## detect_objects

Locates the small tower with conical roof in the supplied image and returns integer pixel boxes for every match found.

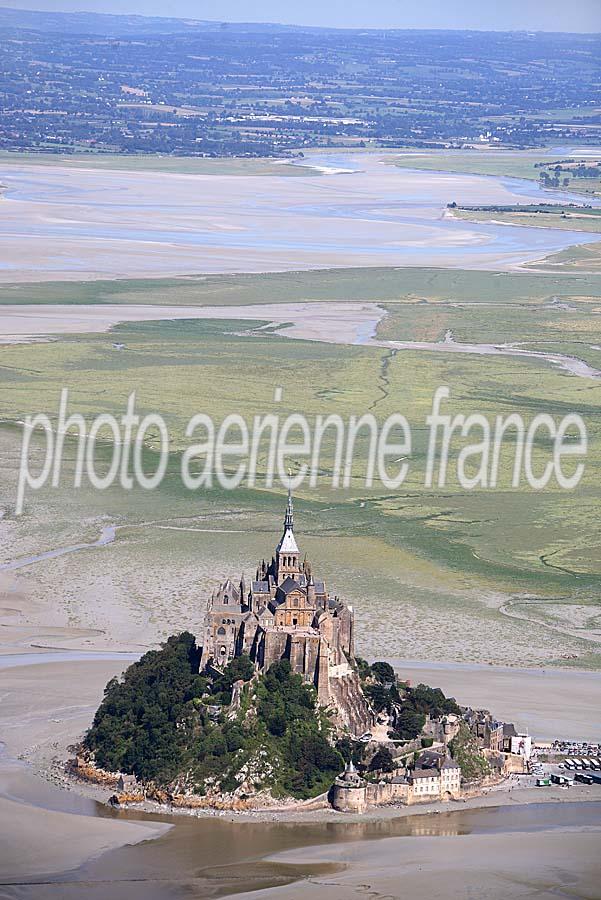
[332,758,367,813]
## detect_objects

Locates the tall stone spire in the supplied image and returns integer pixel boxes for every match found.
[284,483,294,532]
[276,482,299,582]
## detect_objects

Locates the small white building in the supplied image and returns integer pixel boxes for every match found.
[440,758,462,797]
[410,769,440,798]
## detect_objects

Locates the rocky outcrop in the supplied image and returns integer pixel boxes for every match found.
[69,754,120,787]
[327,671,375,736]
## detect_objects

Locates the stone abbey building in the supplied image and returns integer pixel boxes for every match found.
[201,492,373,735]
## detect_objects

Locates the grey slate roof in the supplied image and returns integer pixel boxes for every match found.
[278,576,303,595]
[252,580,270,593]
[418,750,444,768]
[257,605,274,619]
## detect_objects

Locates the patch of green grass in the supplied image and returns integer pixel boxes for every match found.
[548,651,601,670]
[2,266,601,308]
[377,293,601,345]
[450,208,601,234]
[390,151,601,196]
[527,241,601,272]
[390,151,552,182]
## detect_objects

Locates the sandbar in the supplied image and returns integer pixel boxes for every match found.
[0,152,597,281]
[237,829,601,900]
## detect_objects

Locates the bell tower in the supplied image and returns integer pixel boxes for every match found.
[276,488,300,583]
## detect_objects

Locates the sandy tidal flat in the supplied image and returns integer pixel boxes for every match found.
[0,656,170,882]
[393,660,601,741]
[0,599,600,891]
[0,775,169,881]
[0,300,382,344]
[238,830,601,900]
[0,152,598,281]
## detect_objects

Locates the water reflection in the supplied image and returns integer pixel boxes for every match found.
[4,800,597,900]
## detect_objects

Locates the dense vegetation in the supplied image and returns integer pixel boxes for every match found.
[255,660,343,797]
[85,633,343,800]
[449,723,491,781]
[85,632,205,783]
[2,9,599,155]
[451,202,601,216]
[536,160,601,190]
[357,657,461,741]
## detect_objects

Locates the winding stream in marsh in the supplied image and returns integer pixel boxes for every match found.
[1,298,600,380]
[0,524,116,572]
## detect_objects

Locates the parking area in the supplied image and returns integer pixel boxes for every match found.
[551,741,600,757]
[529,753,601,789]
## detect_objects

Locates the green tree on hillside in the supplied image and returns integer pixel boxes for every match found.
[371,661,396,683]
[85,643,343,801]
[84,632,205,782]
[369,747,395,773]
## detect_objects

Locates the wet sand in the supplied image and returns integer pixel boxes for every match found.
[0,656,170,881]
[0,622,600,893]
[0,772,169,881]
[0,152,597,281]
[238,829,601,900]
[0,300,381,345]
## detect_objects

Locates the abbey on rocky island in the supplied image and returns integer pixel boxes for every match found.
[201,491,374,735]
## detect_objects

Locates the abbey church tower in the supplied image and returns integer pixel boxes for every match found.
[201,491,374,736]
[275,489,300,584]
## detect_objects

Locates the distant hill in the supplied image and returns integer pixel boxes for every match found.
[0,5,326,36]
[1,10,598,157]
